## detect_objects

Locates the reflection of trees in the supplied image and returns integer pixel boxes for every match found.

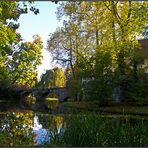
[0,112,34,146]
[38,115,64,132]
[45,99,58,111]
[36,115,64,146]
[0,113,64,147]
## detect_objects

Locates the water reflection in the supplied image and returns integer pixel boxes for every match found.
[1,111,146,147]
[0,112,34,146]
[0,111,64,146]
[33,114,64,146]
[33,115,50,145]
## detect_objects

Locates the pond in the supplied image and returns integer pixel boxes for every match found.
[0,111,64,146]
[33,114,64,146]
[0,100,148,147]
[0,110,148,147]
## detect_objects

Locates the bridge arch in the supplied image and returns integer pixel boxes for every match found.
[18,87,71,111]
[48,87,70,102]
[19,90,36,108]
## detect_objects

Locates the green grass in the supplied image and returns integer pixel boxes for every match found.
[98,106,148,115]
[0,100,12,103]
[62,101,99,109]
[61,101,148,115]
[49,113,148,147]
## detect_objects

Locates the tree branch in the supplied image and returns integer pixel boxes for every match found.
[103,2,112,11]
[111,1,121,26]
[125,0,132,26]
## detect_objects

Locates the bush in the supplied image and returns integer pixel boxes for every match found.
[125,80,148,105]
[0,79,11,99]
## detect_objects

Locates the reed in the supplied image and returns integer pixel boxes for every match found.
[49,113,148,147]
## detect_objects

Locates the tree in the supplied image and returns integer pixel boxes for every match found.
[0,1,40,86]
[53,1,148,102]
[9,35,43,87]
[38,67,66,89]
[102,1,148,99]
[0,1,43,101]
[54,67,66,87]
[47,24,80,100]
[0,1,30,97]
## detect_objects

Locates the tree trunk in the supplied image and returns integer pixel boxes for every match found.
[133,59,138,81]
[69,38,78,101]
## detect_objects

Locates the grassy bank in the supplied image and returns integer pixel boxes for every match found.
[61,101,148,116]
[49,113,148,147]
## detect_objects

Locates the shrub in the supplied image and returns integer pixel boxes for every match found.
[125,80,148,105]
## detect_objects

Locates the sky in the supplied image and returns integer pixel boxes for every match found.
[17,2,63,79]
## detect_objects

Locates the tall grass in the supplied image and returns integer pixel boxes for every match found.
[49,113,148,147]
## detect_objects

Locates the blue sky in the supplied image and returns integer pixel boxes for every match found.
[17,2,63,79]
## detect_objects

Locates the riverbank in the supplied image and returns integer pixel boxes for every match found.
[1,99,148,117]
[61,101,148,116]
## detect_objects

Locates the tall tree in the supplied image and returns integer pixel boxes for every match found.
[9,35,43,87]
[0,2,29,91]
[38,67,66,88]
[0,1,40,85]
[47,1,148,101]
[47,24,80,100]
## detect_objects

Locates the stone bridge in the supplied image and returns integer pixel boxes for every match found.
[19,87,70,111]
